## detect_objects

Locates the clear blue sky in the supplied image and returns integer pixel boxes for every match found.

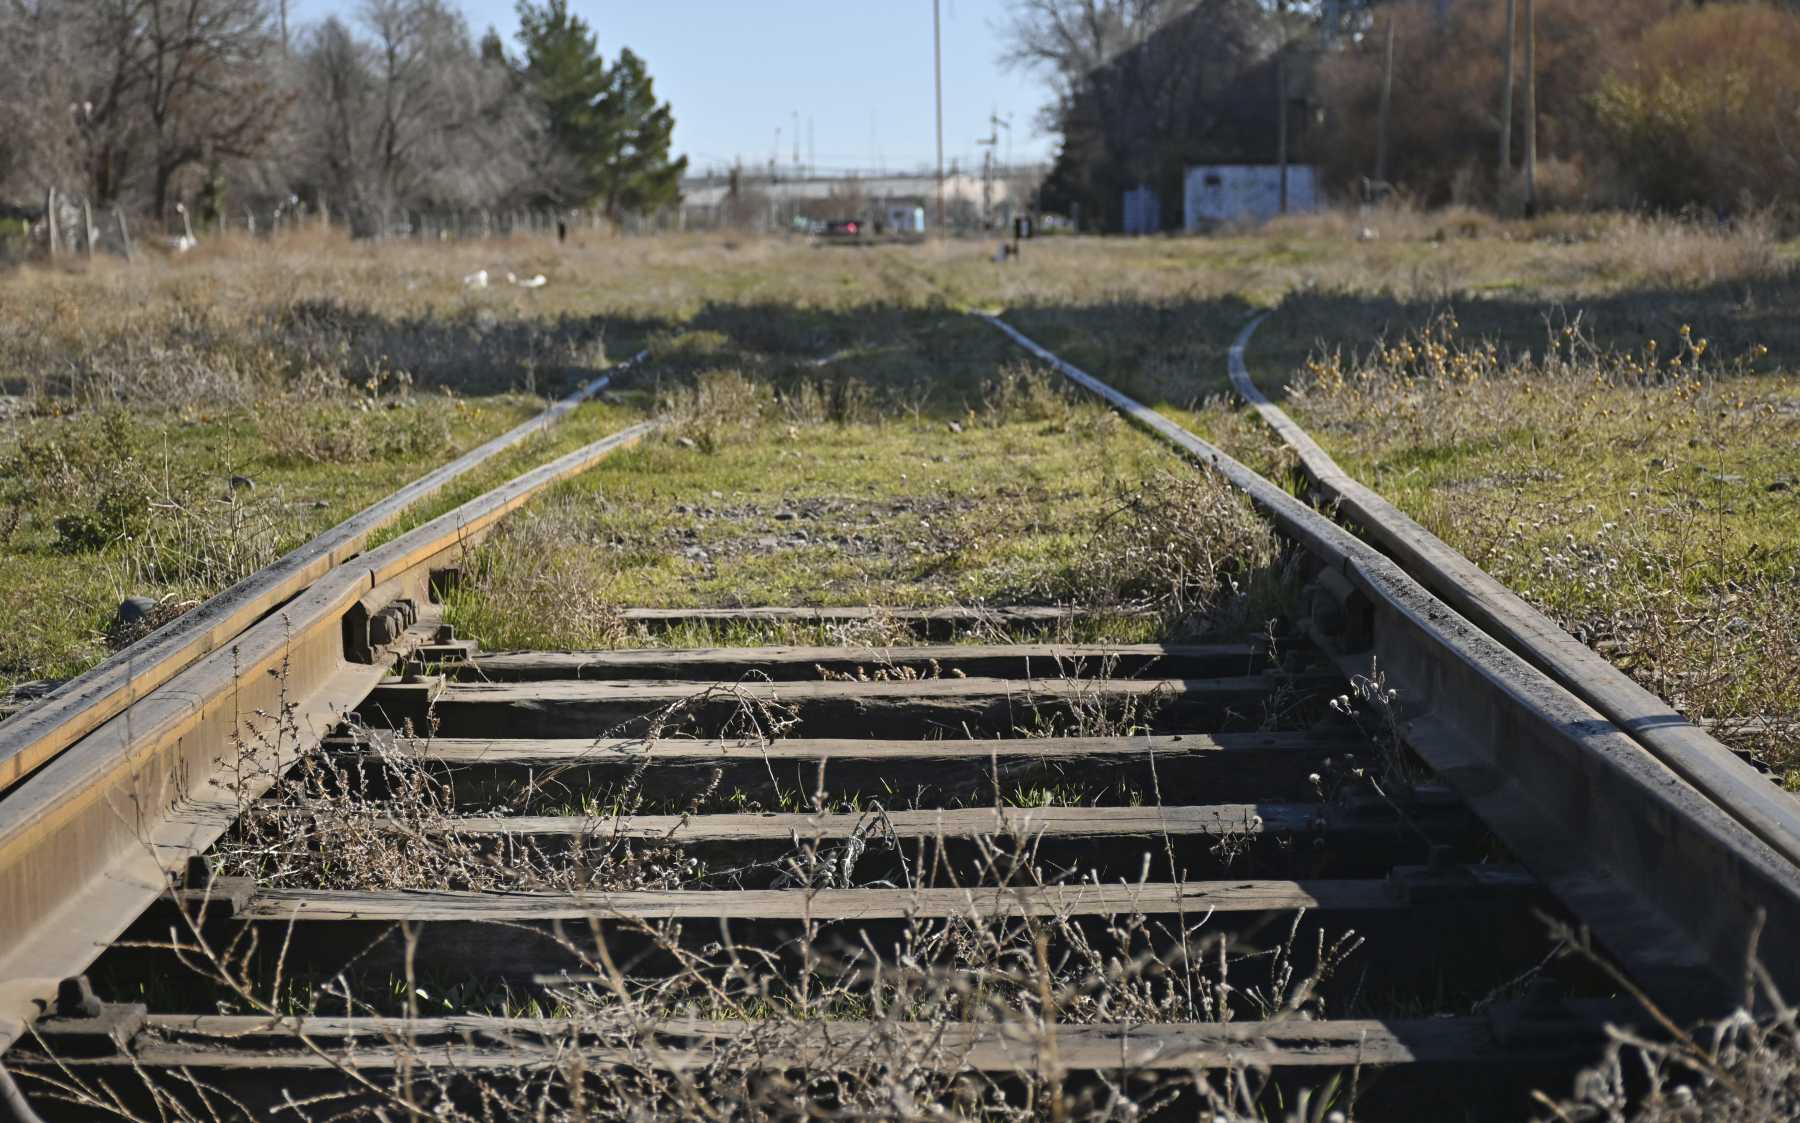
[290,1,1059,176]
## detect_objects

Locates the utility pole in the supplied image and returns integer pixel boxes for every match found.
[792,110,800,175]
[978,116,996,226]
[1523,0,1537,215]
[933,0,945,233]
[1376,16,1395,185]
[977,110,1009,227]
[1273,0,1294,214]
[1499,0,1516,180]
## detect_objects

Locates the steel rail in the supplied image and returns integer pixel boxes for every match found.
[0,349,648,794]
[1221,314,1800,871]
[0,420,655,1050]
[980,312,1800,1013]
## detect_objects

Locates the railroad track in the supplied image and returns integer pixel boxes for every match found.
[2,320,1797,1122]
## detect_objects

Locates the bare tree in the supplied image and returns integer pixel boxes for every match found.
[1001,0,1200,129]
[292,0,542,230]
[0,0,289,216]
[1016,0,1277,228]
[0,2,94,200]
[299,16,372,211]
[0,0,593,227]
[136,0,290,216]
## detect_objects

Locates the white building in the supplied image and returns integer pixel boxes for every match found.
[1184,165,1321,229]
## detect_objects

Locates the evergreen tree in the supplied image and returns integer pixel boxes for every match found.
[592,48,686,222]
[515,0,609,202]
[478,26,508,66]
[514,1,684,219]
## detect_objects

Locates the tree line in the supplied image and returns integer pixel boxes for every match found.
[1005,0,1800,227]
[0,0,685,232]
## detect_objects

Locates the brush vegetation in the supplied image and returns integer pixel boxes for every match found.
[1279,317,1798,780]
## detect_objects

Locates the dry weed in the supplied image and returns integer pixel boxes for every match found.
[655,368,776,453]
[445,492,631,651]
[1535,922,1800,1123]
[10,665,1376,1123]
[1290,317,1800,773]
[1076,468,1283,636]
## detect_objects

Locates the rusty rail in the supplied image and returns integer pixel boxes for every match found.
[0,350,647,794]
[1221,314,1800,869]
[0,420,654,1046]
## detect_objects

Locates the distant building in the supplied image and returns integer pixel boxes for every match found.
[885,204,926,234]
[679,168,1043,233]
[1184,165,1321,229]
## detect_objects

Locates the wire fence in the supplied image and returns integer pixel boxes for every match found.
[1,188,696,264]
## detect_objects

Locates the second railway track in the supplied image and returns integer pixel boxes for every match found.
[1,318,1796,1122]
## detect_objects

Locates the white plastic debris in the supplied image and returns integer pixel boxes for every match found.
[462,269,488,288]
[170,203,198,252]
[516,274,547,289]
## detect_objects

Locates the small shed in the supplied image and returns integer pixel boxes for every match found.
[1184,165,1320,229]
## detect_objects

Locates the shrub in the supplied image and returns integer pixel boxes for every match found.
[1590,4,1800,212]
[1316,0,1675,206]
[0,410,154,552]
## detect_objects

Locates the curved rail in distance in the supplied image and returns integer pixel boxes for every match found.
[980,311,1800,1015]
[1222,314,1800,871]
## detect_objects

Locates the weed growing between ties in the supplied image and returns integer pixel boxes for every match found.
[1075,468,1285,635]
[1534,922,1800,1123]
[1287,317,1800,777]
[17,667,1372,1122]
[31,868,1366,1122]
[444,354,1291,653]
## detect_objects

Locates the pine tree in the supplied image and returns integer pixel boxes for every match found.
[592,48,686,222]
[514,1,685,220]
[478,26,508,66]
[515,0,608,202]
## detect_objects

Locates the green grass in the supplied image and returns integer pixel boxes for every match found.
[0,394,546,689]
[1269,320,1800,776]
[439,316,1281,647]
